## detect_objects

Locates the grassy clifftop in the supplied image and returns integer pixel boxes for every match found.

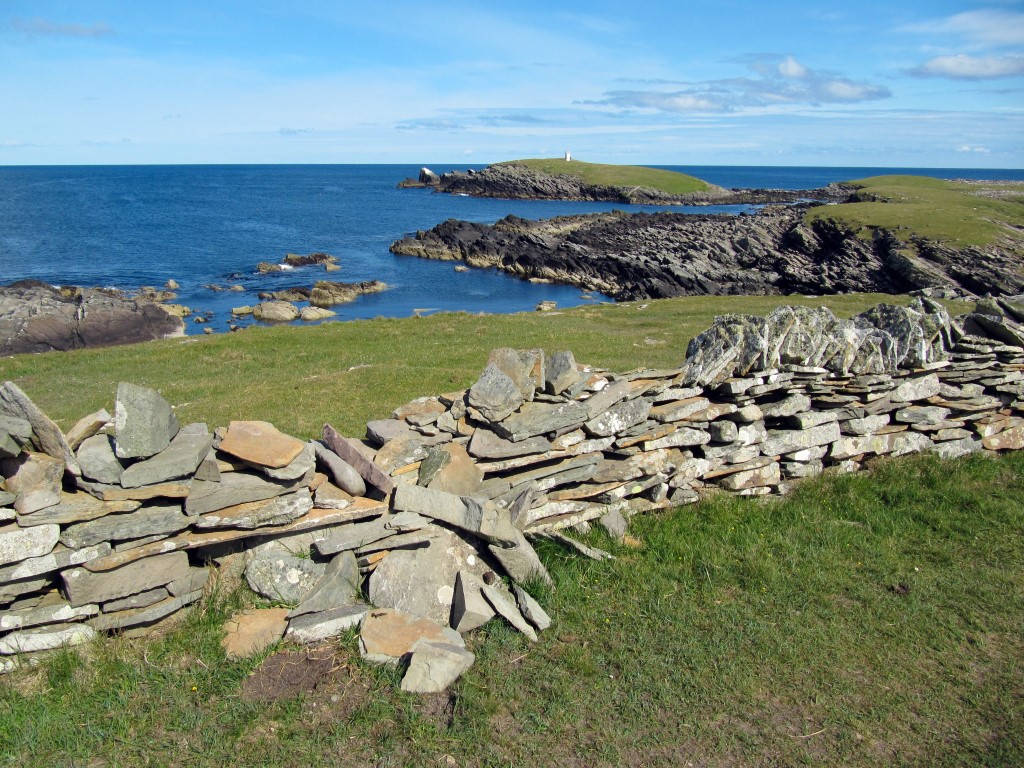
[497,157,713,195]
[807,174,1024,249]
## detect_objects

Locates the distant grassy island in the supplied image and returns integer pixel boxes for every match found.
[398,157,847,205]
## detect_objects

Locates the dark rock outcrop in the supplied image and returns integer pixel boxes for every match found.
[399,162,853,206]
[391,206,1024,301]
[0,281,185,356]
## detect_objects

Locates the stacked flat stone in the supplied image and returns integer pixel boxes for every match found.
[4,296,1024,689]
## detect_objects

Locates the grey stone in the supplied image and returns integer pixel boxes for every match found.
[759,394,812,419]
[76,434,124,485]
[315,518,402,555]
[895,406,952,426]
[0,624,96,655]
[841,414,890,435]
[60,503,192,548]
[2,451,64,515]
[113,382,179,460]
[0,542,110,583]
[784,410,840,429]
[650,396,712,424]
[450,570,495,632]
[366,419,414,446]
[487,527,552,586]
[62,551,191,607]
[0,413,31,458]
[313,482,353,509]
[492,400,589,442]
[0,575,52,604]
[481,584,537,641]
[931,436,983,459]
[598,506,629,542]
[313,441,366,496]
[759,421,841,457]
[253,300,299,322]
[193,454,221,482]
[890,373,941,403]
[488,348,537,402]
[285,603,369,644]
[88,589,202,631]
[468,363,525,422]
[0,598,99,631]
[185,470,312,515]
[193,488,313,529]
[718,462,781,491]
[245,551,326,604]
[468,428,551,459]
[102,587,169,613]
[419,443,483,496]
[401,640,475,693]
[368,527,485,625]
[392,484,517,546]
[546,350,579,395]
[166,566,211,597]
[288,551,361,618]
[119,430,213,488]
[584,398,651,438]
[16,489,113,528]
[511,583,552,631]
[0,381,80,475]
[0,522,59,567]
[708,420,739,444]
[322,425,395,494]
[643,427,710,450]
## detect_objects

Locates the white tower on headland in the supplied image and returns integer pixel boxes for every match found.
[565,150,572,161]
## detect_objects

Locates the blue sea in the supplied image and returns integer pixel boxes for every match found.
[1,164,1022,333]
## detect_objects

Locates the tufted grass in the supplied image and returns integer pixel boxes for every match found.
[498,158,713,195]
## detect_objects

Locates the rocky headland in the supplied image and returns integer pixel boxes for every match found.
[0,281,185,356]
[390,205,1024,301]
[399,163,852,206]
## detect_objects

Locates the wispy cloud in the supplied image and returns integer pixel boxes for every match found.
[588,55,889,113]
[912,54,1024,80]
[279,127,312,136]
[903,10,1024,47]
[11,17,113,39]
[395,118,466,132]
[957,144,991,154]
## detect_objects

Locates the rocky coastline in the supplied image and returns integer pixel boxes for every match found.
[398,163,853,206]
[390,205,1024,301]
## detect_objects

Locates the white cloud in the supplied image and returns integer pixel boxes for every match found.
[957,144,991,154]
[907,10,1024,47]
[588,55,889,113]
[11,17,113,39]
[913,54,1024,80]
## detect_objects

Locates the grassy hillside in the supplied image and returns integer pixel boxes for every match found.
[0,293,955,439]
[498,158,713,195]
[807,175,1024,249]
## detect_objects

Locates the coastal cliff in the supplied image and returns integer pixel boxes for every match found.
[390,205,1024,301]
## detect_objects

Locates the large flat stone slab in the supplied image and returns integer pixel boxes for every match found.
[193,489,313,530]
[221,608,290,659]
[218,421,305,469]
[359,608,463,664]
[0,624,96,655]
[401,640,475,694]
[285,603,369,644]
[2,451,64,515]
[59,503,193,548]
[492,400,589,442]
[391,484,516,546]
[119,430,213,488]
[15,489,112,527]
[62,550,191,607]
[185,471,311,516]
[0,522,59,567]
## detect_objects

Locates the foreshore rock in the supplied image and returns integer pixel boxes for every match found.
[398,162,852,206]
[0,281,185,355]
[390,207,1024,301]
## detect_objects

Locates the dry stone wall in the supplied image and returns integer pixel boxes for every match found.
[3,296,1024,690]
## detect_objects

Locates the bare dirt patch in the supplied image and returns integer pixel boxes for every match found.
[241,644,344,703]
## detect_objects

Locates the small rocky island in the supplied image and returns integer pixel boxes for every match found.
[399,160,850,206]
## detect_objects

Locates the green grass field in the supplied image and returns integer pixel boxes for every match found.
[498,158,713,196]
[1,293,1020,767]
[807,175,1024,249]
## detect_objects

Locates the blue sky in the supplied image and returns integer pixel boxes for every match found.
[2,1,1022,166]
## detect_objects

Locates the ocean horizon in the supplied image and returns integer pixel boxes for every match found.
[3,163,1022,333]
